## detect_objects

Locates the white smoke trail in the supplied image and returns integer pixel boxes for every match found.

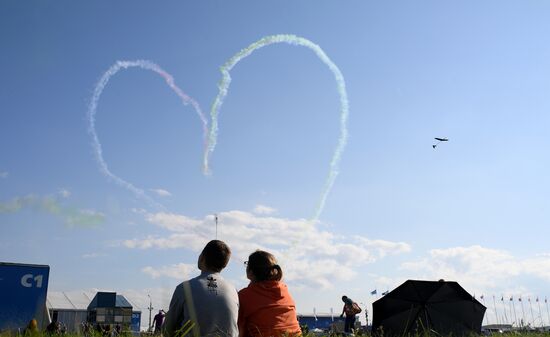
[87,60,207,209]
[204,35,349,221]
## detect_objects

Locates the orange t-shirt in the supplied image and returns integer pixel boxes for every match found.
[238,281,301,337]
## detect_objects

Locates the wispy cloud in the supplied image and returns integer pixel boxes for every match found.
[0,194,105,227]
[0,171,8,179]
[123,210,411,288]
[58,188,71,198]
[150,188,172,197]
[142,263,195,280]
[253,205,276,215]
[82,252,106,259]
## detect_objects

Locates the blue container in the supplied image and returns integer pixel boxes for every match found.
[131,311,141,334]
[0,262,50,331]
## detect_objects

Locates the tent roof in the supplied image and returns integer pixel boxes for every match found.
[47,291,139,310]
[47,291,94,310]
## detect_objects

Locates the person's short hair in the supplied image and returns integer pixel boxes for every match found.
[246,250,282,282]
[201,240,231,272]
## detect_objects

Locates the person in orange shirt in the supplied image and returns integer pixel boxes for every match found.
[238,250,301,337]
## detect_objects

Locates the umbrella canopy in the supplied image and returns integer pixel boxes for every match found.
[372,280,486,336]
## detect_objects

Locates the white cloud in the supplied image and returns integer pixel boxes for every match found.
[142,263,195,280]
[398,245,550,326]
[355,237,412,257]
[253,205,276,215]
[82,252,105,259]
[401,245,550,293]
[0,171,8,179]
[58,188,71,198]
[131,208,148,214]
[123,210,412,289]
[150,188,172,197]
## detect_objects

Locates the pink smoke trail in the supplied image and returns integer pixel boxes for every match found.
[87,60,207,209]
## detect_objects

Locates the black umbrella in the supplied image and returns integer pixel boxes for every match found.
[372,280,486,336]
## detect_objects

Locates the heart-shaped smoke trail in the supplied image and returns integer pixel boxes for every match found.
[87,60,208,209]
[88,36,349,221]
[204,34,349,222]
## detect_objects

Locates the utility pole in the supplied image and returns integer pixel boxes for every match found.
[147,294,154,332]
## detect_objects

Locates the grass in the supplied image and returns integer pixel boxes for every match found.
[4,331,550,337]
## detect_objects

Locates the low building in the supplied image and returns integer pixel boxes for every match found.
[46,291,141,334]
[87,292,133,326]
[298,313,337,331]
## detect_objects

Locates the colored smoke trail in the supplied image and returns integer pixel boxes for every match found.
[87,60,207,208]
[0,195,105,228]
[204,34,349,221]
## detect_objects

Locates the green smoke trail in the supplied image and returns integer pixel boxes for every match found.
[0,195,105,228]
[204,34,349,222]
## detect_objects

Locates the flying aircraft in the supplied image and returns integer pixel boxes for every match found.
[432,137,448,149]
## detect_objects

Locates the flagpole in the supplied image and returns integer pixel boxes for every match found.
[545,298,550,329]
[493,295,500,326]
[508,298,514,326]
[519,296,525,328]
[529,297,535,328]
[512,296,518,327]
[501,295,508,324]
[508,297,514,326]
[537,298,543,328]
[481,296,487,325]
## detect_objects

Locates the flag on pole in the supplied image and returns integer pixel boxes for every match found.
[480,294,484,299]
[330,308,334,321]
[528,297,531,302]
[510,296,513,301]
[536,297,539,302]
[371,289,377,295]
[501,296,504,301]
[545,297,547,303]
[518,297,522,302]
[314,307,318,321]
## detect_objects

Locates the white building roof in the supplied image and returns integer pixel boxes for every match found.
[47,290,141,311]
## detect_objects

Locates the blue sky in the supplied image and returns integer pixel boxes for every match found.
[2,0,550,327]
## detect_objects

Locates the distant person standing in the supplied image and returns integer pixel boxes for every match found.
[46,320,60,335]
[153,310,165,334]
[340,295,361,333]
[164,240,239,337]
[23,319,38,337]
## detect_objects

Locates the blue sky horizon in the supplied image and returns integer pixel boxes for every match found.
[2,0,550,328]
